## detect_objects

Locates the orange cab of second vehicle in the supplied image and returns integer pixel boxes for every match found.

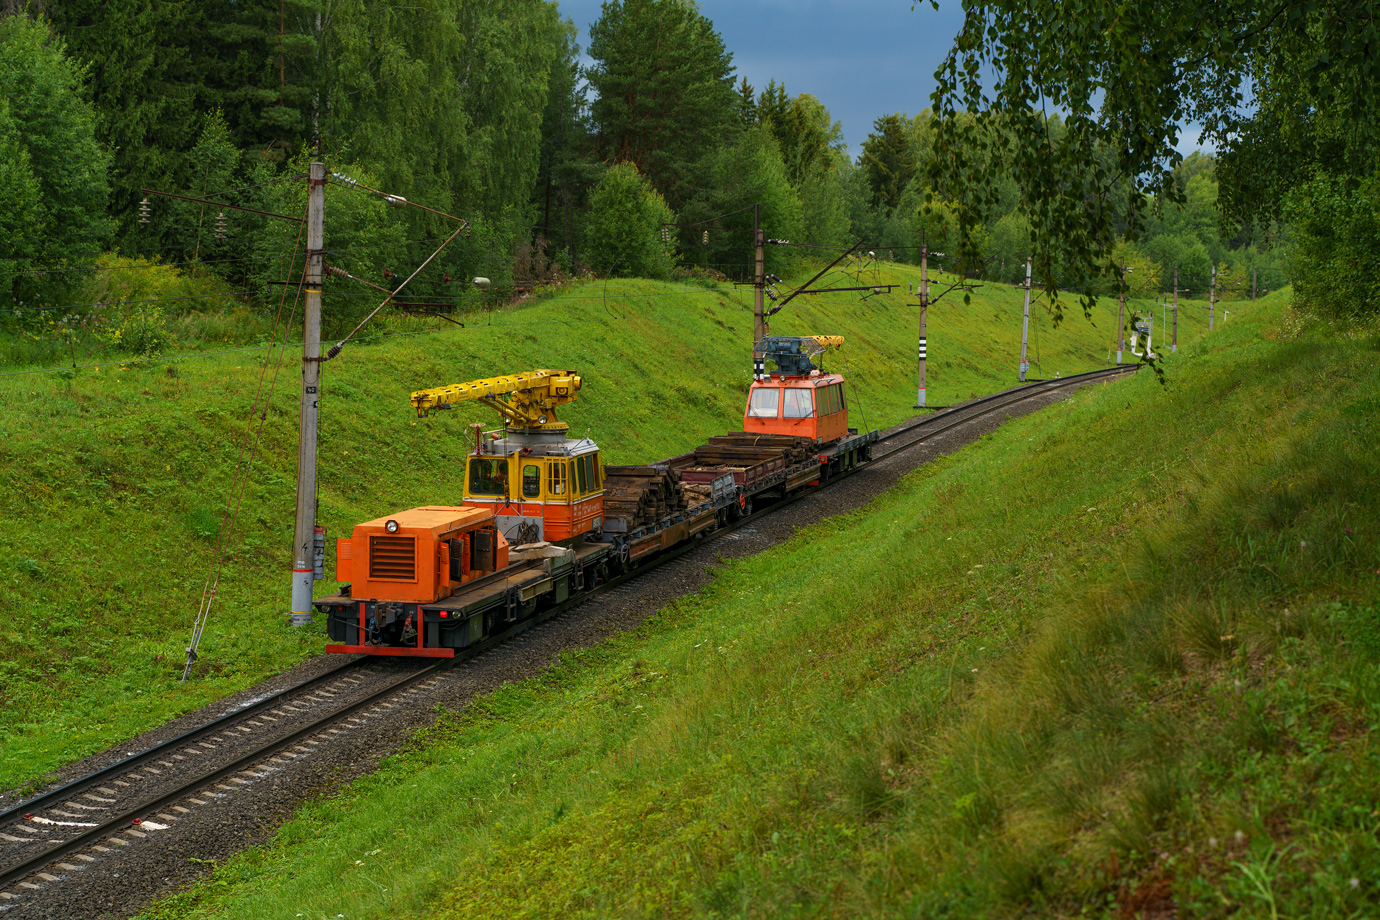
[337,505,509,605]
[742,373,850,443]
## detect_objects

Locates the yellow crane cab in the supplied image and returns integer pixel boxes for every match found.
[411,370,605,546]
[744,335,850,444]
[463,431,604,545]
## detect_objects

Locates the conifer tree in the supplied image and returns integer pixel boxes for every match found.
[533,19,599,269]
[859,114,915,213]
[0,12,110,308]
[586,0,738,210]
[44,0,201,238]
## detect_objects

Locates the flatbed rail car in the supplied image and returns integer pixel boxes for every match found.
[314,336,878,655]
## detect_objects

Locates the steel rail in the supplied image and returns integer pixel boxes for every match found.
[0,364,1138,894]
[0,657,372,827]
[872,366,1138,460]
[2,548,732,891]
[0,659,451,891]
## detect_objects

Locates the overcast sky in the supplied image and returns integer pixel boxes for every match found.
[554,0,1208,158]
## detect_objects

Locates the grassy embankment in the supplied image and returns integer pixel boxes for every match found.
[0,261,1207,794]
[136,290,1380,919]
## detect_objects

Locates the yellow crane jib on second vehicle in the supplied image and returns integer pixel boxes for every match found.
[410,369,583,431]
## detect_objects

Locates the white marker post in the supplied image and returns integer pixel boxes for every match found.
[1018,256,1032,381]
[917,243,929,407]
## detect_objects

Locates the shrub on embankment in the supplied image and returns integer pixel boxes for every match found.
[137,292,1380,918]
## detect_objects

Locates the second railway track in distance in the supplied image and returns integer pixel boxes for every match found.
[872,365,1138,461]
[0,365,1137,916]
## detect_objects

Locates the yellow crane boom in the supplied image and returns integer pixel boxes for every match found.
[410,369,582,430]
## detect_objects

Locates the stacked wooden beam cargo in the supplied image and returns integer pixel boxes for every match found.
[685,436,815,482]
[606,435,817,529]
[681,482,715,507]
[603,465,689,528]
[703,433,815,465]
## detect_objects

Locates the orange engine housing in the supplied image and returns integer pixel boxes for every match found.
[742,373,849,443]
[337,505,509,605]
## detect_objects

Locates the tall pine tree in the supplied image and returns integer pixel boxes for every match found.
[0,12,110,308]
[44,0,202,242]
[860,113,915,212]
[586,0,738,211]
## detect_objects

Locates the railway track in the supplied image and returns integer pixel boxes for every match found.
[0,656,449,894]
[871,365,1138,461]
[0,364,1137,907]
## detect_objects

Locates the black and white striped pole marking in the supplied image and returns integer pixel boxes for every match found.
[1209,264,1216,331]
[916,244,930,408]
[917,333,927,407]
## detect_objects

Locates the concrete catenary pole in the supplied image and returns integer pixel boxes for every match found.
[1209,264,1216,332]
[1018,256,1032,381]
[751,204,767,380]
[290,162,326,627]
[917,242,929,407]
[1172,266,1179,353]
[753,204,766,343]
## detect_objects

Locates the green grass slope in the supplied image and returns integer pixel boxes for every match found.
[0,265,1229,793]
[138,291,1380,920]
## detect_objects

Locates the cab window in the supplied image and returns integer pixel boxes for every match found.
[748,387,780,418]
[820,383,844,415]
[548,461,567,496]
[469,458,509,495]
[522,464,541,498]
[783,387,815,418]
[576,455,589,493]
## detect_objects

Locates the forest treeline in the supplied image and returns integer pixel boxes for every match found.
[1,0,1287,341]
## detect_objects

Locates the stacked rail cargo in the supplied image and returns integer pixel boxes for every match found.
[663,433,820,498]
[603,466,689,529]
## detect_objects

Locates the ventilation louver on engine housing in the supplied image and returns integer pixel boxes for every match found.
[369,535,417,581]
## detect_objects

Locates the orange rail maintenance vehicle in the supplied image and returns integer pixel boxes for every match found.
[314,340,877,656]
